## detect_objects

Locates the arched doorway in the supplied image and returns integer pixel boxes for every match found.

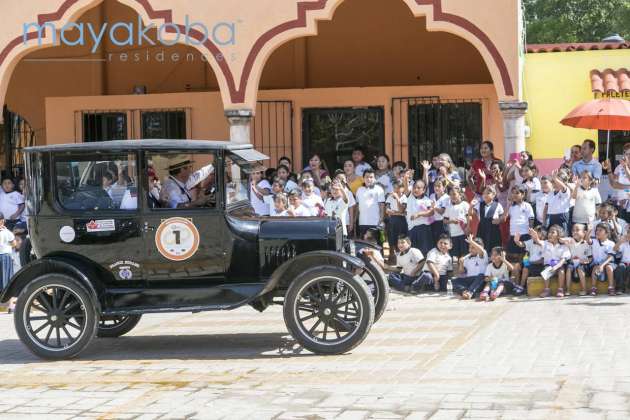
[3,0,226,151]
[255,0,498,172]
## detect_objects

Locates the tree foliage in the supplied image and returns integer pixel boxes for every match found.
[524,0,630,44]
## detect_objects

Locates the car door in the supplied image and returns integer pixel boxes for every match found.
[140,150,227,282]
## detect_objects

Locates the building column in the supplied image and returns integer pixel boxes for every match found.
[225,109,253,144]
[499,101,528,160]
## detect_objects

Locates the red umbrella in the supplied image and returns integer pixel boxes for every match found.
[560,98,630,159]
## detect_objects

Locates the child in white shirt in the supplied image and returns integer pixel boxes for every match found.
[406,180,435,257]
[572,172,602,226]
[387,236,424,292]
[479,247,514,301]
[287,190,316,217]
[453,236,489,300]
[411,235,452,292]
[324,181,349,236]
[562,223,592,296]
[270,193,289,217]
[591,223,616,296]
[301,179,325,216]
[355,170,386,240]
[385,180,408,264]
[512,226,545,290]
[529,225,570,298]
[443,186,470,258]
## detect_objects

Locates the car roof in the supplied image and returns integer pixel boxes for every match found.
[25,139,255,153]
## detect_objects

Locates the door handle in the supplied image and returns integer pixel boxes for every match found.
[143,222,155,232]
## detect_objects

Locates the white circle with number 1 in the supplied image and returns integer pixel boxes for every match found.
[155,217,200,261]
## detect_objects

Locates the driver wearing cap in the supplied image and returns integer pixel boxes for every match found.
[163,159,215,209]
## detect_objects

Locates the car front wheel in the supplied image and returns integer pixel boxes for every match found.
[14,274,98,360]
[97,315,142,338]
[283,266,374,355]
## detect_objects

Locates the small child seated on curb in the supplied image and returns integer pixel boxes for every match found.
[590,222,616,296]
[411,234,452,292]
[453,235,488,300]
[529,225,570,298]
[386,236,424,292]
[513,226,545,292]
[480,247,514,301]
[562,223,592,296]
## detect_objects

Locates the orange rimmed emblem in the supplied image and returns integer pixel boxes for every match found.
[154,217,200,261]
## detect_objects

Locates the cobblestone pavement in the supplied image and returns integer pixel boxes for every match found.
[1,293,630,419]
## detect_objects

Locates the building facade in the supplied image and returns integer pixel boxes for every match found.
[0,0,525,174]
[525,41,630,174]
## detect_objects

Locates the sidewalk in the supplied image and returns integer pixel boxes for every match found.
[0,294,629,419]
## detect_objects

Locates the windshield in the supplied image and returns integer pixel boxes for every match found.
[224,155,250,206]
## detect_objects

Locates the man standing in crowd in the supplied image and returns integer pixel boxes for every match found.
[572,139,602,183]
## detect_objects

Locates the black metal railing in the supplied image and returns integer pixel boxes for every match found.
[252,101,293,165]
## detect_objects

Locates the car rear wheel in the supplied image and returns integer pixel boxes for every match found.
[358,258,390,323]
[14,274,97,360]
[283,266,374,355]
[97,315,142,338]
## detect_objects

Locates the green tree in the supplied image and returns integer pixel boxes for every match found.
[524,0,630,44]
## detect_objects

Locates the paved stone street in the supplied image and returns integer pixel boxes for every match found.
[1,293,630,419]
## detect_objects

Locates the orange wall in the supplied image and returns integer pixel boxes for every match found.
[46,83,503,168]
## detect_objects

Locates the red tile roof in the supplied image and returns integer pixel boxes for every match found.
[591,69,630,93]
[526,42,630,53]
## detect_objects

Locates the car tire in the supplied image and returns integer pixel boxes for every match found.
[360,258,390,323]
[14,274,98,360]
[97,315,142,338]
[283,265,374,355]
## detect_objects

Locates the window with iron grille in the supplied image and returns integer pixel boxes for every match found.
[83,112,127,142]
[407,100,482,170]
[141,111,186,139]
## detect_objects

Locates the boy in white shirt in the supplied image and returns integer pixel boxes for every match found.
[591,223,616,296]
[385,180,408,264]
[453,236,489,300]
[355,170,385,240]
[0,213,16,292]
[545,170,571,234]
[562,223,592,296]
[411,235,452,292]
[443,186,470,258]
[386,236,424,292]
[533,176,552,227]
[249,171,271,216]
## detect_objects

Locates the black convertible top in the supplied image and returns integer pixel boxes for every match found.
[25,139,254,153]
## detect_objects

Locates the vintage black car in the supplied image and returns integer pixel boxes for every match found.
[1,140,389,359]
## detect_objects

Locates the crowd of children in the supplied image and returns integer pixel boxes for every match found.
[249,139,630,301]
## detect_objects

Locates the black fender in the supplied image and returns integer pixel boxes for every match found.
[262,250,365,294]
[0,256,104,314]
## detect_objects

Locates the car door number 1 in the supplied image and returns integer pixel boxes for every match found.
[154,217,200,261]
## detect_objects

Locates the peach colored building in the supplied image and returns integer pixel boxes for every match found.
[0,0,526,175]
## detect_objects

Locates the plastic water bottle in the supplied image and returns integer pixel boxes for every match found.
[522,253,530,268]
[490,277,499,291]
[447,278,453,296]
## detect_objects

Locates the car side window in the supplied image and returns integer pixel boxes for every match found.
[55,154,138,211]
[146,152,217,210]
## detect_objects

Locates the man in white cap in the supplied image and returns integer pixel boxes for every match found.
[163,159,215,209]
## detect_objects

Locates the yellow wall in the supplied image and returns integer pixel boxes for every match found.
[524,49,630,160]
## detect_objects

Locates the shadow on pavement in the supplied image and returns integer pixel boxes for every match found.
[0,332,313,364]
